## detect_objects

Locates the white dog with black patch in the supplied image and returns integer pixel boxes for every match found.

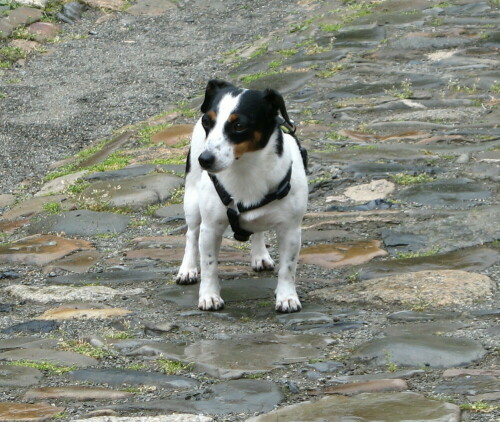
[176,80,308,313]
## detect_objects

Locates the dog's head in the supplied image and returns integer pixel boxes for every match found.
[197,79,292,173]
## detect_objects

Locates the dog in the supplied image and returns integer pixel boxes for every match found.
[176,79,308,313]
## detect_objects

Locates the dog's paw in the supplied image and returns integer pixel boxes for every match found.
[252,256,275,272]
[275,295,302,313]
[176,269,199,285]
[198,294,225,311]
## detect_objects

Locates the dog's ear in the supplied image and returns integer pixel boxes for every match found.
[201,79,234,113]
[264,88,294,129]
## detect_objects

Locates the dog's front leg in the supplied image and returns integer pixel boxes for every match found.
[198,222,225,311]
[275,226,302,313]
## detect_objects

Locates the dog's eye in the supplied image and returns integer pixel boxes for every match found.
[202,114,212,130]
[233,123,247,133]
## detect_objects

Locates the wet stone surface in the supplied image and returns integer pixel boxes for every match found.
[352,335,487,368]
[0,0,499,421]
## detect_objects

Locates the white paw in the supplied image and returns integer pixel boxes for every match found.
[252,255,275,272]
[275,294,302,313]
[198,294,225,311]
[176,268,198,285]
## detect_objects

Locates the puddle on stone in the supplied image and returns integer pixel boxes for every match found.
[300,240,387,269]
[395,178,491,208]
[37,305,131,320]
[0,402,65,421]
[0,219,28,234]
[159,278,277,308]
[28,210,130,237]
[184,333,333,379]
[246,392,460,422]
[23,386,133,401]
[151,124,193,146]
[0,235,93,266]
[360,246,500,280]
[43,250,101,274]
[76,132,133,169]
[352,335,486,368]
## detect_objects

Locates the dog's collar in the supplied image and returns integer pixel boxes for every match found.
[208,164,293,242]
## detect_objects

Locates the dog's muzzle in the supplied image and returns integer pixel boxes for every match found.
[198,151,216,170]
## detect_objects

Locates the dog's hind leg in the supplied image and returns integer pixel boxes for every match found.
[176,191,201,285]
[275,226,302,313]
[251,232,275,272]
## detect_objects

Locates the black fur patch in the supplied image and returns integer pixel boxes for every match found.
[275,130,284,157]
[222,90,277,150]
[185,147,191,175]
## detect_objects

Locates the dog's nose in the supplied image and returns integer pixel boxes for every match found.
[198,151,216,170]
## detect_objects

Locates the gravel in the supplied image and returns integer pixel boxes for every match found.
[0,0,304,194]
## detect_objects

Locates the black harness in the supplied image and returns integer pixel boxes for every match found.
[209,165,293,242]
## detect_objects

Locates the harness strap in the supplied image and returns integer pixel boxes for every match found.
[208,164,293,242]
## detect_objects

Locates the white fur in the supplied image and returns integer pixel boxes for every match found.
[176,91,308,313]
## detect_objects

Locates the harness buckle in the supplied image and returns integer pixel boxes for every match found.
[227,208,253,242]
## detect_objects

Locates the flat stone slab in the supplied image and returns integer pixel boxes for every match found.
[343,180,395,202]
[44,250,101,274]
[37,305,131,320]
[151,124,193,146]
[2,320,60,334]
[300,240,387,269]
[359,247,500,280]
[395,178,491,208]
[26,21,60,42]
[387,310,461,322]
[84,164,158,182]
[34,171,87,197]
[0,402,65,422]
[28,210,130,236]
[23,386,133,401]
[68,368,197,389]
[309,270,496,307]
[246,392,460,422]
[48,269,165,286]
[112,379,283,415]
[246,71,314,94]
[183,333,333,379]
[315,143,427,163]
[434,375,500,396]
[154,203,185,220]
[382,206,500,254]
[313,378,408,395]
[352,335,487,368]
[73,417,213,422]
[0,364,43,387]
[159,278,277,308]
[0,337,57,350]
[5,285,143,303]
[1,195,74,220]
[0,235,93,266]
[0,348,98,368]
[78,174,183,210]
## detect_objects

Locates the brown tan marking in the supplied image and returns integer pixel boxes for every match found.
[227,113,239,123]
[207,110,217,121]
[233,131,263,158]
